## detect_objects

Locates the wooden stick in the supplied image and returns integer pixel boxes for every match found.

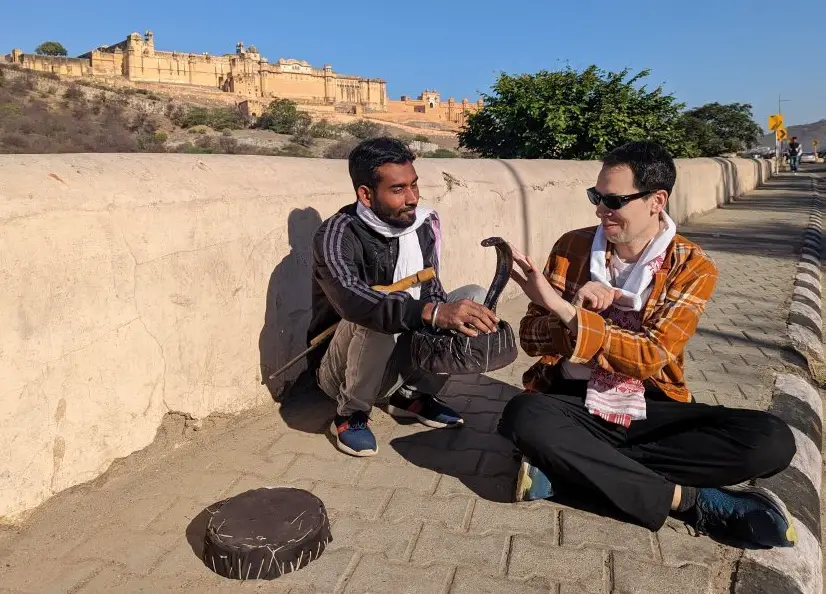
[268,267,436,380]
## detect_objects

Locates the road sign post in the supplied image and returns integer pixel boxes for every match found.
[769,114,785,167]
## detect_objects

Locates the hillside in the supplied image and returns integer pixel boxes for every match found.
[758,119,826,151]
[0,64,462,157]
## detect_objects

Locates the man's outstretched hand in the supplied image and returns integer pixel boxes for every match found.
[508,242,578,333]
[508,244,561,311]
[422,300,499,337]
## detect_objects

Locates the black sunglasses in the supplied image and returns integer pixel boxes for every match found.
[587,187,653,210]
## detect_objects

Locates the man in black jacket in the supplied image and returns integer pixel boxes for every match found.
[309,137,498,456]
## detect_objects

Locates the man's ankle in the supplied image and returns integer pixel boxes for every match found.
[675,486,699,513]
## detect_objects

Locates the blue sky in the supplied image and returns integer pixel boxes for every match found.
[3,0,824,129]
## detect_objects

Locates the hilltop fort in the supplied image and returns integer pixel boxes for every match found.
[5,31,482,130]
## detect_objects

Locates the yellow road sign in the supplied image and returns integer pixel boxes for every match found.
[777,128,788,141]
[768,114,784,131]
[814,140,820,146]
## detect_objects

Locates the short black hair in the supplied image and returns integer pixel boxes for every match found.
[602,141,677,196]
[348,137,416,192]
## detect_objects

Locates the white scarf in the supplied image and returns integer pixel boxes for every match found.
[584,213,676,426]
[356,201,433,299]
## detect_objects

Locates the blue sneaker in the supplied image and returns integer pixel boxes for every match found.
[515,456,554,502]
[692,484,797,548]
[330,411,377,457]
[386,392,463,428]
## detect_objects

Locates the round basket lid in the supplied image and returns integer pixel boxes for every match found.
[202,487,332,580]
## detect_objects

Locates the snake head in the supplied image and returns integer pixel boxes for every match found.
[480,237,514,312]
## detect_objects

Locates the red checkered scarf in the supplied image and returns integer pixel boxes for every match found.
[584,214,675,427]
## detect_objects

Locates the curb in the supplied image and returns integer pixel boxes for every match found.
[787,176,824,364]
[735,374,823,594]
[735,175,824,594]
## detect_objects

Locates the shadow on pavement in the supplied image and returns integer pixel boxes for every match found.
[275,370,336,435]
[185,507,211,560]
[387,377,646,524]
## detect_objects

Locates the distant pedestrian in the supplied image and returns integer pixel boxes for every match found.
[788,136,803,173]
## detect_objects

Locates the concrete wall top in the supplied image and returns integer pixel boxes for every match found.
[0,154,772,521]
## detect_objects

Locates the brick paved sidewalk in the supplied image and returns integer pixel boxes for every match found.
[0,174,815,594]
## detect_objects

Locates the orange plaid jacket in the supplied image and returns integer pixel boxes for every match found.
[520,226,718,402]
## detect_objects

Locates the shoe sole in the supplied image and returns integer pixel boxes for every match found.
[329,422,378,457]
[386,404,464,429]
[514,457,532,503]
[723,483,798,545]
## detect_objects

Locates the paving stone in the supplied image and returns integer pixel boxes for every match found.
[612,551,712,594]
[463,396,508,415]
[383,491,470,530]
[311,483,390,519]
[656,519,728,568]
[281,454,368,485]
[468,499,557,539]
[222,474,315,497]
[449,567,551,594]
[559,586,597,594]
[396,445,482,475]
[326,516,419,561]
[144,497,213,535]
[66,527,178,574]
[268,432,340,460]
[256,548,357,593]
[460,412,500,433]
[389,422,460,449]
[231,452,297,480]
[146,470,243,502]
[434,473,514,503]
[3,559,103,594]
[478,451,520,477]
[410,524,509,574]
[108,493,179,532]
[356,461,441,493]
[446,374,506,387]
[508,535,604,593]
[78,569,205,593]
[344,556,452,594]
[148,537,212,580]
[561,510,654,557]
[452,428,512,453]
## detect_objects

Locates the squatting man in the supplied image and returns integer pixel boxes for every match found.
[307,136,797,549]
[308,137,495,456]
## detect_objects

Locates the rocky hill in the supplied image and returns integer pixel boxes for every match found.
[0,64,461,157]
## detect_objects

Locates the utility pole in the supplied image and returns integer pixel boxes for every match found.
[777,94,791,166]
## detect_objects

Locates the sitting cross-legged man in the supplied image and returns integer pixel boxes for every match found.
[309,137,498,457]
[498,141,797,549]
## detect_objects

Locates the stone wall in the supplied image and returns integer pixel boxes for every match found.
[0,155,772,521]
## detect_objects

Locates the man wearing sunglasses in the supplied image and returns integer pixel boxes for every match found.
[498,141,797,549]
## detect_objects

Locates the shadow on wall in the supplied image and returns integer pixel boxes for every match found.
[495,160,531,255]
[711,157,741,206]
[259,207,322,403]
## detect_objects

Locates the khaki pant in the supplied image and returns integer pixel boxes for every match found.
[317,285,487,415]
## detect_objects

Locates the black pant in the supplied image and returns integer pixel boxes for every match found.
[498,383,796,531]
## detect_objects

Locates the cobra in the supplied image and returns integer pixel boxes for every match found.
[480,236,514,312]
[408,236,518,376]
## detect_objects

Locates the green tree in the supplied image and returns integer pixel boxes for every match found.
[258,98,302,134]
[35,41,68,56]
[458,66,690,159]
[345,119,384,139]
[679,102,762,157]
